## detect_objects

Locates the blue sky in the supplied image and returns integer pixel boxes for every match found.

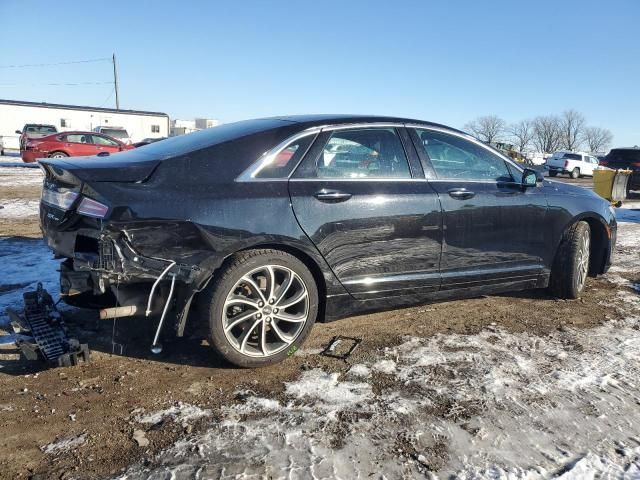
[1,0,638,145]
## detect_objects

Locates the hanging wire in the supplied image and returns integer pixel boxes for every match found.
[98,86,116,108]
[0,58,111,69]
[0,81,113,86]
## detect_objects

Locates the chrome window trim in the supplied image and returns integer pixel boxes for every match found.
[289,177,428,183]
[238,122,526,183]
[406,124,525,175]
[236,127,321,182]
[320,122,406,131]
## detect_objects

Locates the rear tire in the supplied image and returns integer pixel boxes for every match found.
[549,221,591,299]
[548,171,558,177]
[49,151,68,158]
[570,168,580,179]
[200,249,318,368]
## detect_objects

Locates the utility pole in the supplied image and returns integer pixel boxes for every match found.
[112,53,120,109]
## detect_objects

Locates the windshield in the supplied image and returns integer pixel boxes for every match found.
[26,125,56,135]
[100,128,129,139]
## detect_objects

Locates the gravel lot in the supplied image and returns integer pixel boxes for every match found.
[1,157,639,479]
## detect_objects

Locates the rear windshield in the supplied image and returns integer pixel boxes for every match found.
[134,118,297,157]
[562,153,582,160]
[100,128,129,139]
[26,125,57,134]
[606,149,640,164]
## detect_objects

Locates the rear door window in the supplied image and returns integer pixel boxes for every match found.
[414,128,513,182]
[254,134,315,178]
[314,128,411,179]
[62,134,91,144]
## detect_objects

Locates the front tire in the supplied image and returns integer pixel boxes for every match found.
[201,249,318,367]
[570,167,580,179]
[549,221,591,299]
[49,151,68,158]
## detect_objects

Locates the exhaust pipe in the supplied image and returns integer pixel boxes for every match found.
[99,305,138,319]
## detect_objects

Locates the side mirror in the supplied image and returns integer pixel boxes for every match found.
[522,168,542,187]
[15,130,21,135]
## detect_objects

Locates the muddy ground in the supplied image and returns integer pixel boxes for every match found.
[0,170,633,478]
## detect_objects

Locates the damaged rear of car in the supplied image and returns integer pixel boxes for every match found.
[39,117,336,366]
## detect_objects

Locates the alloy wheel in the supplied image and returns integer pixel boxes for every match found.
[222,265,309,357]
[576,230,590,291]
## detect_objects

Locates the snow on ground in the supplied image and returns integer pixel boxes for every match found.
[118,206,640,479]
[0,165,43,187]
[0,199,40,218]
[0,152,38,168]
[0,238,60,324]
[133,403,211,428]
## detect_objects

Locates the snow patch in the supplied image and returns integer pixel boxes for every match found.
[372,358,397,374]
[0,238,60,326]
[285,368,372,407]
[0,166,43,186]
[42,433,87,454]
[135,402,210,427]
[347,363,371,378]
[0,199,40,218]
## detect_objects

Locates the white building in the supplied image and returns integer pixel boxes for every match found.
[170,118,221,136]
[0,99,169,149]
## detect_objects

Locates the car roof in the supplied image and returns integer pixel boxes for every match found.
[264,114,465,133]
[57,131,103,135]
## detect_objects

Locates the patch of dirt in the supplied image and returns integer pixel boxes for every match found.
[0,275,622,479]
[0,217,42,238]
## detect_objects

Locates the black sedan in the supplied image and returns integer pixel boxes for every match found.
[38,115,616,367]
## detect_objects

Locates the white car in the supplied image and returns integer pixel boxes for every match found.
[545,151,599,179]
[93,126,132,145]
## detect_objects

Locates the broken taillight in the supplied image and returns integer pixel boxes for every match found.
[77,197,109,218]
[41,189,79,210]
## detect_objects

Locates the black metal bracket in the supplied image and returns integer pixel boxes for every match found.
[320,335,362,361]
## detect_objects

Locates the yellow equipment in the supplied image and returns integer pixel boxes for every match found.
[593,169,632,206]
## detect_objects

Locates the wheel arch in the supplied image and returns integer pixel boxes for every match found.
[236,243,328,323]
[48,150,69,157]
[557,213,611,276]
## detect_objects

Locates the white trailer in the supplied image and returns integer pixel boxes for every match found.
[0,99,169,150]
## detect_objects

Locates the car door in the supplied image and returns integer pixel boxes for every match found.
[91,134,122,154]
[409,127,549,290]
[59,134,98,157]
[289,125,443,299]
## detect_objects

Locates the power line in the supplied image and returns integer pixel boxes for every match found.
[0,57,111,69]
[0,81,114,86]
[98,87,116,108]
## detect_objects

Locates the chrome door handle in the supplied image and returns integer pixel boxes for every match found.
[447,188,475,200]
[314,189,352,203]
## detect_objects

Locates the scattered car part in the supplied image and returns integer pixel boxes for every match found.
[1,284,90,367]
[320,335,362,361]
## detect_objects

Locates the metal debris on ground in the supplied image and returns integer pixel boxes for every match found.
[1,283,90,367]
[320,335,362,360]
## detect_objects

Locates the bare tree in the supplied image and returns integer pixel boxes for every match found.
[507,119,534,153]
[559,109,586,151]
[583,126,613,153]
[463,115,506,144]
[532,115,562,154]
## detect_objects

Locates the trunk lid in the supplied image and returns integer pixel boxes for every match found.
[39,148,164,183]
